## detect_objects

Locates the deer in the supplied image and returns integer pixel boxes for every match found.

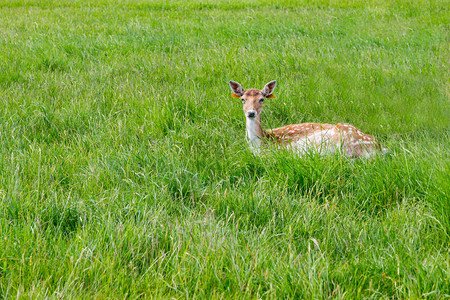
[229,80,387,158]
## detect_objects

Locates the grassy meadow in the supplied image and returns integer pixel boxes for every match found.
[1,0,449,298]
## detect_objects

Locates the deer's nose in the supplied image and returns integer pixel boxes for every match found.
[246,110,257,118]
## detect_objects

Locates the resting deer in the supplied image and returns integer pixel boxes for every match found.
[229,80,387,158]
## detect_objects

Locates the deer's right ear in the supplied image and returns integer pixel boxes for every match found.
[229,81,244,97]
[262,80,277,97]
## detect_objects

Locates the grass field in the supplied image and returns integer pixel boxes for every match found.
[1,0,449,298]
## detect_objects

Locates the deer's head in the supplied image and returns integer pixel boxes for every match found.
[229,80,277,120]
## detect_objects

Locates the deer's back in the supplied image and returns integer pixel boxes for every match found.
[265,122,382,158]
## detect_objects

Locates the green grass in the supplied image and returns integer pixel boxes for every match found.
[0,0,449,298]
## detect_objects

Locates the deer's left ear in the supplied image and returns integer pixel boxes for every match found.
[229,81,245,97]
[262,80,277,97]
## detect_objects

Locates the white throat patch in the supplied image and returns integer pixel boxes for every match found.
[246,117,261,153]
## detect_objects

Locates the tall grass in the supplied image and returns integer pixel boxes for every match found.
[0,0,449,298]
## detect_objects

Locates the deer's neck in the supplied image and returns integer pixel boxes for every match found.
[246,116,265,153]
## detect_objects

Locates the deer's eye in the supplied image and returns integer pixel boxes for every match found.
[259,98,264,103]
[241,98,246,104]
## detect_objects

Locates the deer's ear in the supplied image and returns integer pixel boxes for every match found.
[262,80,277,97]
[229,81,244,96]
[266,94,275,98]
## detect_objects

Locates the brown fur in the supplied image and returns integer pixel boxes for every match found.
[230,80,385,157]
